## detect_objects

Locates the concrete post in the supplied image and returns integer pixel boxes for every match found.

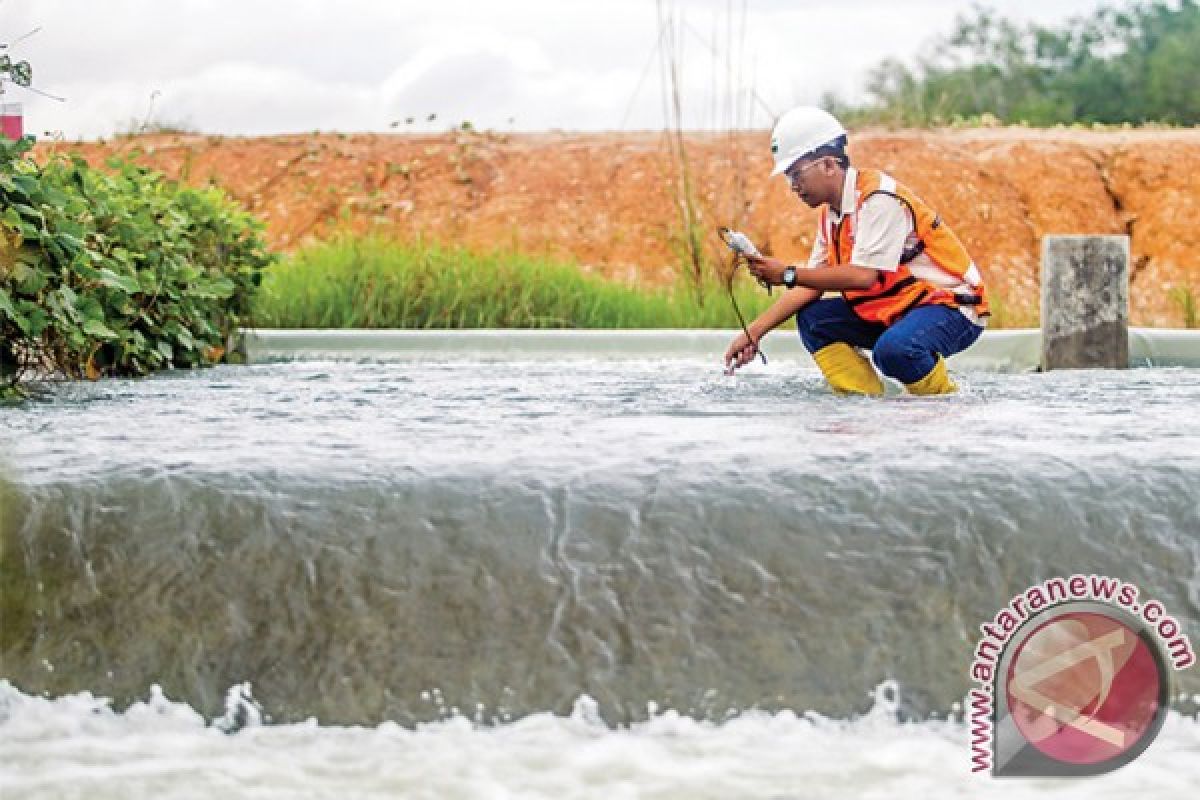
[1041,235,1129,370]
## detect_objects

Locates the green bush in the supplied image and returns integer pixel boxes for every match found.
[1,136,274,395]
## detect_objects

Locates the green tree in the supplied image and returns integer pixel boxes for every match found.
[842,1,1200,126]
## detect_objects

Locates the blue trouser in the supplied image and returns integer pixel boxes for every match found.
[796,298,983,384]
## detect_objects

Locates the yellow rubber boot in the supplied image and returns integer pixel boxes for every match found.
[905,355,958,396]
[812,342,885,397]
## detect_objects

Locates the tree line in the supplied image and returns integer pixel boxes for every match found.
[826,1,1200,126]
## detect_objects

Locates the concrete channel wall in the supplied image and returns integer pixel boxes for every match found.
[237,328,1200,371]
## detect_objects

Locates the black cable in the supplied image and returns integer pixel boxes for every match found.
[716,227,768,367]
[724,273,767,366]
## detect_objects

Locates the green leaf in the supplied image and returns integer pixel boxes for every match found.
[22,305,49,337]
[42,187,70,208]
[14,263,46,294]
[0,288,18,322]
[95,268,141,294]
[189,276,236,299]
[12,175,39,197]
[175,327,196,350]
[82,318,119,339]
[53,232,86,254]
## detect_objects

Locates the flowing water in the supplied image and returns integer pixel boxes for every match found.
[2,357,1199,798]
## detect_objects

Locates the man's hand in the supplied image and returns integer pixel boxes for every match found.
[745,254,788,286]
[723,330,760,374]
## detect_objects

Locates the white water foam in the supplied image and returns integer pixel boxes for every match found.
[2,681,1198,800]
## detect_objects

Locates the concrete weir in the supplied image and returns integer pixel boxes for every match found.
[236,327,1200,371]
[1041,235,1130,370]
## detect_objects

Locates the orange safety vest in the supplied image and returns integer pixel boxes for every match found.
[822,169,989,326]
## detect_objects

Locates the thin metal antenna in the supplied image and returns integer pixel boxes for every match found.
[21,83,65,102]
[10,26,42,47]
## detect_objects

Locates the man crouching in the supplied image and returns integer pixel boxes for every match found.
[725,106,988,395]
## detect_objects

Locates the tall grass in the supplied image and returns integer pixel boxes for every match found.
[984,287,1040,329]
[252,236,775,329]
[1168,285,1198,329]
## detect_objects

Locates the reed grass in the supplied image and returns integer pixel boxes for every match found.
[984,287,1040,329]
[1168,285,1198,329]
[251,235,775,329]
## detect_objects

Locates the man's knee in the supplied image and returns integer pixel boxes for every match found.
[795,303,817,334]
[872,336,926,382]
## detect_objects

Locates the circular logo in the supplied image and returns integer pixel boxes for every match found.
[1002,607,1168,771]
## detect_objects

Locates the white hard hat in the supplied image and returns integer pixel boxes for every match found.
[769,106,847,177]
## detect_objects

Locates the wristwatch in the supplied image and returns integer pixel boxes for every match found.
[782,265,798,289]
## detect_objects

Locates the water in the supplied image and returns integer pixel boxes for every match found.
[3,681,1199,800]
[2,358,1199,796]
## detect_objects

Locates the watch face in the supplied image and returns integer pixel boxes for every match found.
[784,267,796,287]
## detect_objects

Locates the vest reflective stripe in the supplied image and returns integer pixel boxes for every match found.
[844,274,916,307]
[830,169,989,325]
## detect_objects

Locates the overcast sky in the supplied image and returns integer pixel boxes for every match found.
[2,0,1114,139]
